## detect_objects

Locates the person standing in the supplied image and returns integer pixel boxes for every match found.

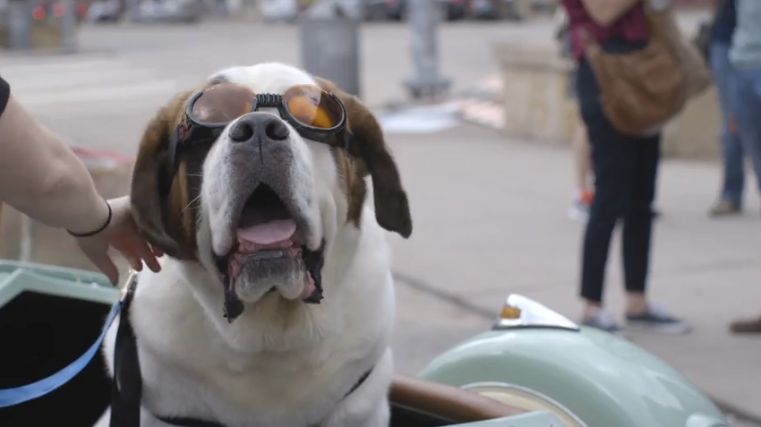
[556,13,595,221]
[707,0,744,217]
[727,0,761,334]
[559,0,689,333]
[727,0,761,217]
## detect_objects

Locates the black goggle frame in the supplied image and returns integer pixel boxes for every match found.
[161,90,352,196]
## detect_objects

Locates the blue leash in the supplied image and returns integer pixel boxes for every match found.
[0,298,123,408]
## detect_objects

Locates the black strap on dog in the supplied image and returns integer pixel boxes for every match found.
[156,369,373,427]
[110,275,142,427]
[110,276,373,427]
[156,415,225,427]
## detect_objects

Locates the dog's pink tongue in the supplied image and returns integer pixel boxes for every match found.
[237,219,296,245]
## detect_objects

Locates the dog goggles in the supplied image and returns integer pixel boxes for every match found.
[163,82,349,194]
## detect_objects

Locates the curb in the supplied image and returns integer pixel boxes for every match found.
[712,397,761,426]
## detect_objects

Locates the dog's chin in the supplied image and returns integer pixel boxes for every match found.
[233,255,315,303]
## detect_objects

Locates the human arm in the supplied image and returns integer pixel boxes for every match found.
[0,94,160,283]
[0,95,113,233]
[580,0,642,26]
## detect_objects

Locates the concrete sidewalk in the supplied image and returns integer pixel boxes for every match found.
[386,122,761,424]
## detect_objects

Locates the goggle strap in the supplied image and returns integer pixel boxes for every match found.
[161,128,181,196]
[344,133,361,157]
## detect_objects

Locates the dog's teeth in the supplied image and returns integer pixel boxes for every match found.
[252,250,287,260]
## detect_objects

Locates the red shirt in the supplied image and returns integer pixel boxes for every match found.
[560,0,649,59]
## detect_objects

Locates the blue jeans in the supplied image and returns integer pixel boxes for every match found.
[730,64,761,196]
[711,43,745,205]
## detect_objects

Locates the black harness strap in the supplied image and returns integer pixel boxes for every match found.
[156,416,225,427]
[110,276,142,427]
[110,276,374,427]
[157,369,374,427]
[346,369,373,397]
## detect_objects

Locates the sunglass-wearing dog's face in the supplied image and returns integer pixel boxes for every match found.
[161,82,350,195]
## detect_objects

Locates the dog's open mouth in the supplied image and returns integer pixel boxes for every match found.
[215,184,324,321]
[231,185,303,278]
[215,183,324,321]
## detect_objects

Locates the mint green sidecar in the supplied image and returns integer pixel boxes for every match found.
[418,294,730,427]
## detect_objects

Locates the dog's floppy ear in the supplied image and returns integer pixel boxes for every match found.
[131,91,195,258]
[316,78,412,238]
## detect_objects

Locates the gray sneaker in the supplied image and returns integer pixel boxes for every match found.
[626,304,691,334]
[709,200,741,217]
[581,310,620,333]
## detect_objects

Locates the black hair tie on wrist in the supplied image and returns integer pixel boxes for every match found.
[67,200,113,238]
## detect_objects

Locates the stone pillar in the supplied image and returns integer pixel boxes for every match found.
[6,0,32,49]
[405,0,450,99]
[60,0,78,53]
[300,0,361,96]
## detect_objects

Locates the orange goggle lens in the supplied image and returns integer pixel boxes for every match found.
[283,85,343,130]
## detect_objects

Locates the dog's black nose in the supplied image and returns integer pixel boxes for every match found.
[229,113,289,143]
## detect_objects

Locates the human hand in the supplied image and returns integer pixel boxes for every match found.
[728,116,739,135]
[75,196,162,284]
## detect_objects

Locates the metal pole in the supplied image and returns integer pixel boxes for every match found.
[7,0,31,49]
[405,0,450,99]
[60,0,77,53]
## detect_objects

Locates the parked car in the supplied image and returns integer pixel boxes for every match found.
[30,0,90,23]
[396,0,469,22]
[467,0,558,20]
[362,0,404,21]
[437,0,468,20]
[301,0,464,23]
[132,0,202,23]
[470,0,500,19]
[259,0,298,21]
[85,0,122,22]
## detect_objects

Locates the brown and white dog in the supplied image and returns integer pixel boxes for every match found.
[96,63,411,427]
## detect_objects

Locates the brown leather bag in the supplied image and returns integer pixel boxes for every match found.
[658,6,712,97]
[582,6,689,136]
